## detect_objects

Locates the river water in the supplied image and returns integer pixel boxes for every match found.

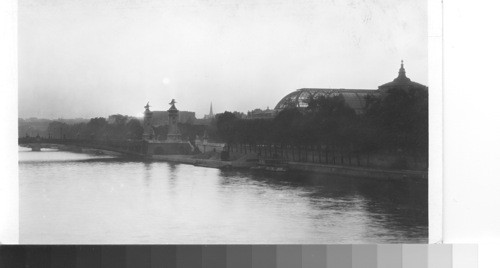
[19,147,427,244]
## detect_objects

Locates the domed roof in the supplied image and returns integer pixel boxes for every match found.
[275,88,378,114]
[378,61,427,91]
[274,61,425,114]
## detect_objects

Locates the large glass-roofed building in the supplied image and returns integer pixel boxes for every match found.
[274,88,377,114]
[274,61,427,115]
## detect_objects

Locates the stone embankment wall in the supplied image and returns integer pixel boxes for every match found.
[194,140,226,153]
[287,162,427,180]
[226,143,428,171]
[146,142,194,155]
[150,151,427,180]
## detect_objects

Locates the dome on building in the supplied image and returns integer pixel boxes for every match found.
[274,88,378,114]
[274,61,426,115]
[378,60,427,92]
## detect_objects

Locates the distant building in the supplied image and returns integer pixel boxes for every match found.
[204,102,215,119]
[275,88,375,115]
[378,60,428,92]
[246,107,277,119]
[274,61,427,115]
[191,102,216,126]
[179,111,196,124]
[151,111,196,126]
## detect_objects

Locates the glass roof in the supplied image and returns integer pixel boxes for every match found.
[275,88,379,114]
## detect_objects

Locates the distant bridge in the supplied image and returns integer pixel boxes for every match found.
[18,137,147,157]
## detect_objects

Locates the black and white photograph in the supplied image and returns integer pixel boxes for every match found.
[16,0,429,244]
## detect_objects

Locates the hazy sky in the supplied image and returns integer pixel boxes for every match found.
[18,0,427,119]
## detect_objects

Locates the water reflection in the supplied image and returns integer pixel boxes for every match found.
[143,162,152,187]
[218,169,428,243]
[19,149,427,244]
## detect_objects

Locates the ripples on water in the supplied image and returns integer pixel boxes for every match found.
[19,147,428,244]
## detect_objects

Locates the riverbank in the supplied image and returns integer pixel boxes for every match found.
[56,145,124,157]
[149,152,427,180]
[23,144,426,179]
[150,151,257,169]
[287,161,426,180]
